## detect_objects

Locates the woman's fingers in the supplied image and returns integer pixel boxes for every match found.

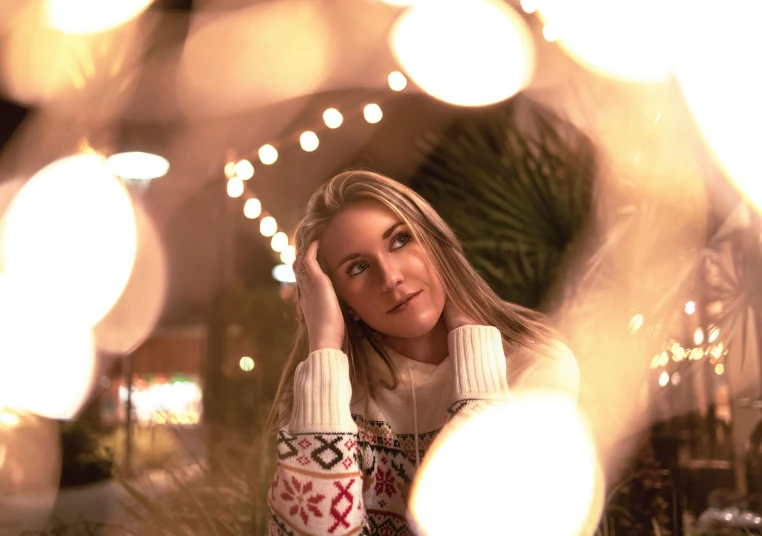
[302,240,320,275]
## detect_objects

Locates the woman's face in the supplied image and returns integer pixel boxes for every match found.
[319,200,446,339]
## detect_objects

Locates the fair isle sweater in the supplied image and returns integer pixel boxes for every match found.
[267,325,579,536]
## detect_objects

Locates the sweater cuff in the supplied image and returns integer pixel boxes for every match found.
[288,348,357,434]
[449,325,509,399]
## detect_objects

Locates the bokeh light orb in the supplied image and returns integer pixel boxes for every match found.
[235,159,254,180]
[391,0,534,106]
[244,198,262,219]
[259,144,278,165]
[280,244,296,265]
[323,108,343,129]
[0,275,96,420]
[239,356,255,371]
[537,0,674,82]
[260,216,277,237]
[363,103,383,124]
[1,154,137,329]
[47,0,153,34]
[410,393,599,535]
[388,70,408,91]
[299,131,319,152]
[271,231,289,252]
[676,1,762,211]
[227,177,244,198]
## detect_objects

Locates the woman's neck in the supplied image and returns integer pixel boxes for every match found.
[383,316,449,365]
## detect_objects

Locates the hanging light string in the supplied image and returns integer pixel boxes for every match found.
[222,71,408,269]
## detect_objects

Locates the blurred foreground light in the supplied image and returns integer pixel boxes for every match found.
[520,0,539,13]
[47,0,153,34]
[259,144,278,165]
[388,70,408,91]
[0,282,96,420]
[628,313,643,334]
[239,356,254,372]
[260,216,277,237]
[299,131,319,152]
[708,326,720,344]
[235,159,254,180]
[177,0,330,117]
[93,201,166,355]
[280,245,296,265]
[694,327,704,346]
[227,177,244,198]
[410,393,600,535]
[1,154,137,328]
[106,152,169,181]
[391,0,533,107]
[536,0,674,82]
[271,231,289,252]
[244,198,262,219]
[0,409,20,428]
[323,108,343,129]
[685,301,696,315]
[659,371,670,387]
[272,263,296,284]
[715,363,725,376]
[676,2,762,212]
[363,103,383,124]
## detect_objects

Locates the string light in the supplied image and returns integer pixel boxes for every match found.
[300,131,319,152]
[224,161,236,178]
[323,108,343,129]
[271,232,288,252]
[542,24,559,42]
[227,177,244,198]
[364,103,383,124]
[684,301,696,315]
[258,145,278,165]
[235,159,254,180]
[260,216,277,237]
[388,71,408,91]
[520,0,539,13]
[243,198,262,219]
[280,245,296,265]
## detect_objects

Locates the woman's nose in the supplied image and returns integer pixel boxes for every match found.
[378,258,403,292]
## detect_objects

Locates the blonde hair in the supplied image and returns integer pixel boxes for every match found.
[266,170,553,433]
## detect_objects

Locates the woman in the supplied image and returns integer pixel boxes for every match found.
[266,170,578,535]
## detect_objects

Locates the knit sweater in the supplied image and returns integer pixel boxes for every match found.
[267,325,579,535]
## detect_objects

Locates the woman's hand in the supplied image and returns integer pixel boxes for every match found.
[295,240,346,353]
[443,296,476,332]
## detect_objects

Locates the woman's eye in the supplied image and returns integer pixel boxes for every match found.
[392,232,411,249]
[347,261,368,276]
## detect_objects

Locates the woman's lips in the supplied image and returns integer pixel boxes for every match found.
[389,291,422,313]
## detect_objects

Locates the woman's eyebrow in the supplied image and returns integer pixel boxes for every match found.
[335,221,405,269]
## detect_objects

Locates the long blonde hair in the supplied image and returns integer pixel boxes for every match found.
[266,170,553,433]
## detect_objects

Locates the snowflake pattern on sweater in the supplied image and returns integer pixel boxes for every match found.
[267,325,578,535]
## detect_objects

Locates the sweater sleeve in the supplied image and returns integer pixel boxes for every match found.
[447,325,511,418]
[268,349,369,535]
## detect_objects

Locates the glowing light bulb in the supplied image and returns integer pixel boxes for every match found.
[258,144,278,165]
[244,198,262,219]
[271,231,289,252]
[364,103,383,124]
[300,131,319,152]
[227,177,244,198]
[235,159,254,180]
[388,71,408,91]
[685,301,696,315]
[239,356,254,372]
[542,24,559,42]
[693,328,704,346]
[715,363,725,376]
[280,245,296,265]
[224,161,236,178]
[628,313,643,334]
[260,216,277,237]
[323,108,343,129]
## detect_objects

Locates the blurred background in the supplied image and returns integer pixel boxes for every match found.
[0,0,761,534]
